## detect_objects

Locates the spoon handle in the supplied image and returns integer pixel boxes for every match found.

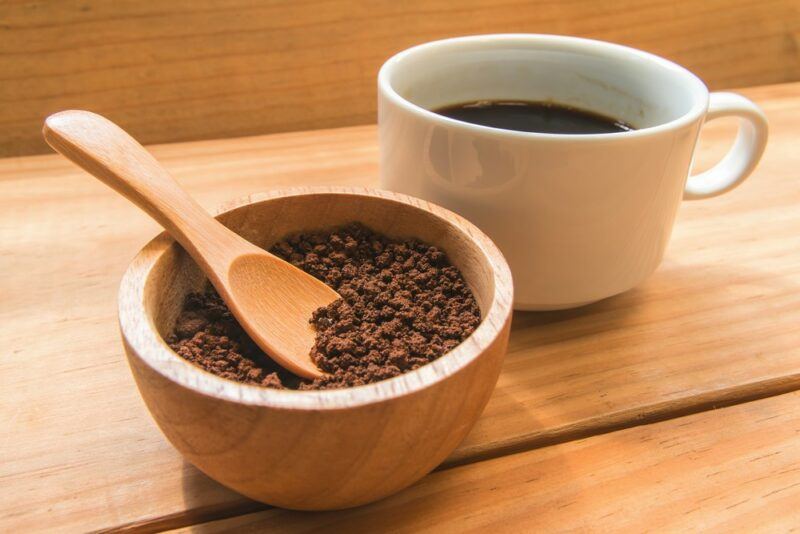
[43,110,249,275]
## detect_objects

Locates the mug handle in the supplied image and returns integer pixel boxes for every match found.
[684,92,768,200]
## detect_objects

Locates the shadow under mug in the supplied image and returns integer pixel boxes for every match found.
[378,34,768,310]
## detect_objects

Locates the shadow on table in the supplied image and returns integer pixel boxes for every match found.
[511,282,645,332]
[507,257,799,355]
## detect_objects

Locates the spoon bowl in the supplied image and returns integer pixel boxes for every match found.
[120,187,513,509]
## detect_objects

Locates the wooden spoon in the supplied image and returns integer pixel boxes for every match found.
[43,110,337,379]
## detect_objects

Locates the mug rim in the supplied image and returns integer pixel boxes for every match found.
[378,33,710,141]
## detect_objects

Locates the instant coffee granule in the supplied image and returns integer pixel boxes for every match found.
[167,223,481,390]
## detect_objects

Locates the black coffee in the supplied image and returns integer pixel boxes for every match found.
[433,100,634,134]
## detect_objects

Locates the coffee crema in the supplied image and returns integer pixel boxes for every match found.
[433,100,634,134]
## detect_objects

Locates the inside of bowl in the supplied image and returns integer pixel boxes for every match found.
[146,193,497,357]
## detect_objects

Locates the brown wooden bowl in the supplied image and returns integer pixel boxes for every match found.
[119,187,513,510]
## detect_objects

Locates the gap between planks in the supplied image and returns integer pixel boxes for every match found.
[97,372,800,533]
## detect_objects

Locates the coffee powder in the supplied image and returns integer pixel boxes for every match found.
[167,223,481,390]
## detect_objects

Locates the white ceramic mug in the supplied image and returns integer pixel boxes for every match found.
[378,34,768,310]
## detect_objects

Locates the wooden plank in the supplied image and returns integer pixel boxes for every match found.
[2,82,800,532]
[175,391,800,532]
[2,0,799,156]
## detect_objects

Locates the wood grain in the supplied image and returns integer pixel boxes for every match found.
[3,0,799,156]
[121,187,512,510]
[1,82,800,531]
[174,391,800,532]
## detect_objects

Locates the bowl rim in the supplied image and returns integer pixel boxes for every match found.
[118,186,513,410]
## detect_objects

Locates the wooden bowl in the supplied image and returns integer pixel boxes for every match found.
[119,187,513,510]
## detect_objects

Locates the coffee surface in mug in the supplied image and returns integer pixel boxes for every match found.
[433,100,634,134]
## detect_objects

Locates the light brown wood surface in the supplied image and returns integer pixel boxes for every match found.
[175,391,800,532]
[2,82,800,531]
[3,0,799,156]
[121,187,512,510]
[44,110,340,378]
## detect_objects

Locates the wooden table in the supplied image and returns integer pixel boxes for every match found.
[2,82,800,532]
